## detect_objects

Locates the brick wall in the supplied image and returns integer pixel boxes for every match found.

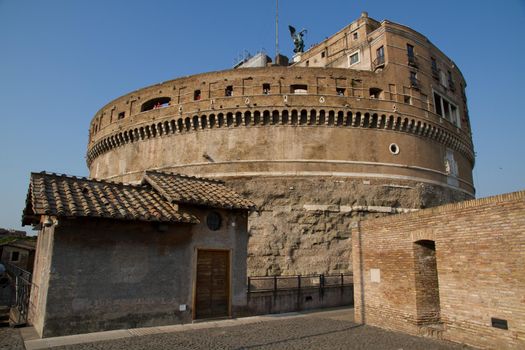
[353,190,525,349]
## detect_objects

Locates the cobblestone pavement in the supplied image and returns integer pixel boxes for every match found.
[17,309,472,350]
[0,327,25,350]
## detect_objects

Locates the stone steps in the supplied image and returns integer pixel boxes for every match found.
[0,306,10,328]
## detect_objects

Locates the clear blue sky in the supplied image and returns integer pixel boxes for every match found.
[1,0,524,232]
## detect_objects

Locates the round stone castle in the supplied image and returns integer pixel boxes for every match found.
[86,13,474,276]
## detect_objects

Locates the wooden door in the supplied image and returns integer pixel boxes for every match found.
[194,250,230,319]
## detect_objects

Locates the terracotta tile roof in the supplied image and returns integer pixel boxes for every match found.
[143,171,255,210]
[22,172,198,225]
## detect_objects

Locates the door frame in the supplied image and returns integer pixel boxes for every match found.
[192,247,232,320]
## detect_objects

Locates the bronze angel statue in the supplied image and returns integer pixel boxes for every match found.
[288,25,307,53]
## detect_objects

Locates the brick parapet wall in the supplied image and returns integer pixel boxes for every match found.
[353,190,525,349]
[360,190,524,228]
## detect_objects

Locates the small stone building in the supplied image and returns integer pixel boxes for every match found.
[22,171,253,338]
[353,190,525,349]
[0,239,36,273]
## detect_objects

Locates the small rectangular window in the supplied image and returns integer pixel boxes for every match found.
[349,52,359,65]
[404,95,412,105]
[225,85,233,97]
[11,251,20,262]
[118,112,125,120]
[407,44,414,58]
[321,51,326,58]
[448,70,455,91]
[374,46,385,68]
[491,318,508,330]
[431,57,439,79]
[194,90,201,101]
[369,88,382,99]
[262,83,271,95]
[377,46,384,58]
[407,44,417,67]
[353,32,358,40]
[336,87,346,96]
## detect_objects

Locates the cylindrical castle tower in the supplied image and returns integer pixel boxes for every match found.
[86,15,474,275]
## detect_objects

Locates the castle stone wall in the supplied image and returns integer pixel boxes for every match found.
[85,16,475,276]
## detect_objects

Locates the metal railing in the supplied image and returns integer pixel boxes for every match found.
[5,263,31,282]
[407,55,418,67]
[247,273,353,293]
[410,76,421,90]
[372,56,385,70]
[5,263,32,325]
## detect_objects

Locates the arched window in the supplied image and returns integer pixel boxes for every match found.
[141,97,172,112]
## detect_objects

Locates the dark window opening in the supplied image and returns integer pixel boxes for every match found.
[410,71,419,89]
[407,44,417,66]
[431,57,439,79]
[321,51,326,58]
[447,70,455,91]
[369,87,382,99]
[434,93,443,116]
[374,46,385,69]
[225,85,233,97]
[353,32,358,40]
[262,83,271,95]
[389,143,400,155]
[291,84,308,94]
[206,212,222,231]
[118,112,125,120]
[407,44,414,57]
[491,318,508,330]
[404,95,412,105]
[11,251,20,262]
[336,87,346,96]
[194,90,201,101]
[305,60,309,67]
[141,97,171,112]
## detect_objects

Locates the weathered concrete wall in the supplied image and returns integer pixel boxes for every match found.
[29,208,248,337]
[228,176,469,276]
[353,190,525,349]
[247,286,353,316]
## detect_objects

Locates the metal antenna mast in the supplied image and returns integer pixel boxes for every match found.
[275,0,279,58]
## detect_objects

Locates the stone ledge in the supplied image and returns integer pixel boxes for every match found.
[303,204,418,214]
